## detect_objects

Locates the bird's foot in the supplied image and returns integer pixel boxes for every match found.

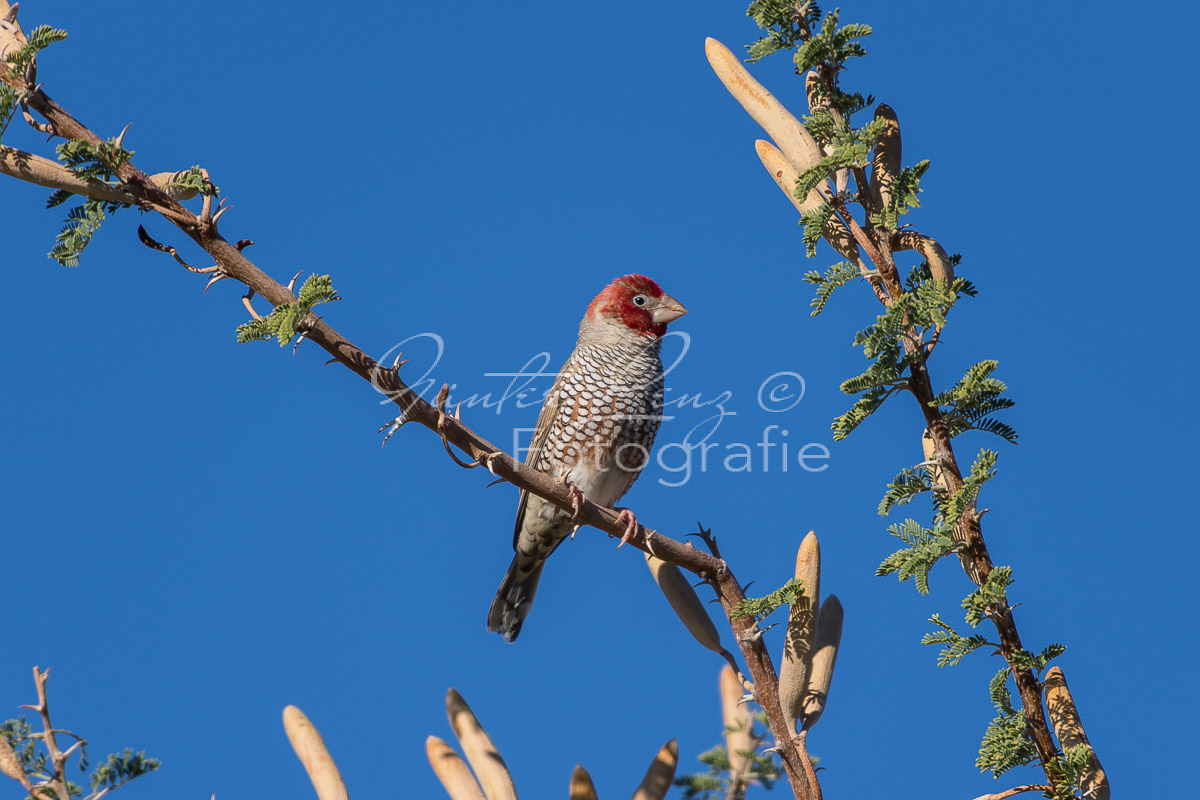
[564,480,586,519]
[614,507,639,550]
[378,412,409,447]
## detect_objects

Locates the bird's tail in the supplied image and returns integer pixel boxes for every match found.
[487,555,546,643]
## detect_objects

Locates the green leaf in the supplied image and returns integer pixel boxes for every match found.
[0,85,17,140]
[870,159,930,228]
[798,200,835,258]
[878,467,933,516]
[962,565,1012,627]
[938,448,998,526]
[876,519,955,594]
[236,274,342,346]
[2,24,69,79]
[920,613,990,666]
[731,578,805,621]
[801,260,858,316]
[89,748,160,791]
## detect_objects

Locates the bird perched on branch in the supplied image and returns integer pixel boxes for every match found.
[487,275,687,642]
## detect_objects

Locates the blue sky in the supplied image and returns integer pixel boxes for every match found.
[3,1,1196,798]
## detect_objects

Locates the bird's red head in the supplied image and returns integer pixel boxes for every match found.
[586,274,688,338]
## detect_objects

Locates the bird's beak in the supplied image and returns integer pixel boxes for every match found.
[651,294,688,324]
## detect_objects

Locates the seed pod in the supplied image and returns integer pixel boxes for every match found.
[446,689,518,800]
[801,595,843,731]
[645,554,723,653]
[569,764,598,800]
[705,37,828,204]
[871,104,902,215]
[1043,667,1109,800]
[0,732,31,789]
[779,531,821,733]
[148,170,201,201]
[0,1,30,77]
[630,739,678,800]
[719,665,754,783]
[282,706,349,800]
[804,71,849,195]
[894,231,955,283]
[426,737,486,800]
[754,139,859,260]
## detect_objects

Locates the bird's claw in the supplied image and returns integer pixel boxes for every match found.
[378,412,409,446]
[614,508,638,549]
[565,481,586,519]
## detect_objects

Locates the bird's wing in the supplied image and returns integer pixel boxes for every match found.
[511,356,571,550]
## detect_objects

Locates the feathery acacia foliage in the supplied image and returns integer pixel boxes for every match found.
[0,671,158,799]
[740,0,1095,793]
[730,579,805,622]
[675,736,781,800]
[237,275,342,345]
[875,519,954,594]
[48,137,134,266]
[801,260,858,316]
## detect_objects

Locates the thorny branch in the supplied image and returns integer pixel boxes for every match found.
[784,5,1061,780]
[0,16,817,800]
[16,667,77,800]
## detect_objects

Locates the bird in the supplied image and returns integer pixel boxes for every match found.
[486,274,688,642]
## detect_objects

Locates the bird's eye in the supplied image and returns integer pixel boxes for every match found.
[632,294,648,307]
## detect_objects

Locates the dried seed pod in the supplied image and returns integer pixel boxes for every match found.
[705,37,828,205]
[802,71,849,195]
[1044,667,1109,800]
[719,665,754,783]
[0,1,29,75]
[282,706,349,800]
[871,104,901,215]
[645,554,723,653]
[779,531,821,733]
[446,689,518,800]
[569,764,598,800]
[426,736,487,800]
[148,170,201,201]
[630,739,678,800]
[801,595,843,731]
[754,139,859,260]
[0,732,31,789]
[894,231,955,283]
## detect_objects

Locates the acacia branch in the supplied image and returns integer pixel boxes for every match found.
[17,668,73,800]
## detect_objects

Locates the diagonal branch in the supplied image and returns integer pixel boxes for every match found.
[1,51,818,800]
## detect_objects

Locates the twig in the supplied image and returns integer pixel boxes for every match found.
[969,786,1052,800]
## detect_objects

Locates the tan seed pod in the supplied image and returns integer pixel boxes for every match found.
[803,71,849,195]
[894,231,955,283]
[871,104,902,216]
[630,739,678,800]
[754,139,859,260]
[569,764,598,800]
[0,732,31,789]
[704,37,829,205]
[148,170,201,201]
[719,665,754,784]
[446,689,518,800]
[0,1,29,75]
[645,554,723,653]
[801,595,843,731]
[426,737,487,800]
[1043,667,1109,800]
[778,531,821,733]
[282,706,350,800]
